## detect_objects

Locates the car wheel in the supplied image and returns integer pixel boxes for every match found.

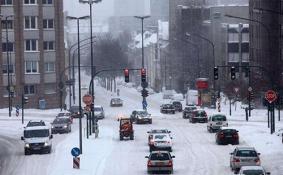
[130,134,134,140]
[120,135,123,141]
[149,120,152,124]
[24,148,30,155]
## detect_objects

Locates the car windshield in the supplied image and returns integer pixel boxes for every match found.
[57,113,70,117]
[151,129,168,133]
[173,102,181,105]
[136,111,148,115]
[242,170,264,175]
[236,150,258,157]
[53,118,69,124]
[94,107,102,111]
[222,129,237,134]
[150,153,170,161]
[196,111,206,117]
[185,107,196,111]
[212,115,226,121]
[24,129,49,138]
[154,134,168,139]
[27,121,45,127]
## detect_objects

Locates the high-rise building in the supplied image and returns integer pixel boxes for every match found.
[249,0,283,92]
[0,0,65,109]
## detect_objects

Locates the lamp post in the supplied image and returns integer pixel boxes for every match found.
[1,15,14,117]
[79,0,102,135]
[66,15,90,154]
[134,15,150,110]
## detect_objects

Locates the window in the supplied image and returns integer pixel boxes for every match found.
[25,16,38,29]
[2,64,14,74]
[1,0,12,5]
[1,20,13,30]
[42,0,52,4]
[24,0,37,4]
[2,42,14,52]
[228,53,239,62]
[25,39,38,51]
[25,61,38,73]
[43,41,55,50]
[228,33,239,42]
[44,62,55,72]
[44,83,56,94]
[24,85,35,95]
[43,19,54,29]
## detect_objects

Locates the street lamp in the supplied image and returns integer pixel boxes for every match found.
[134,15,150,110]
[79,0,102,135]
[66,15,90,154]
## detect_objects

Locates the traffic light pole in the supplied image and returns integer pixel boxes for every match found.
[22,94,24,124]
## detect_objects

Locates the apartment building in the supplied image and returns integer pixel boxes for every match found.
[0,0,65,109]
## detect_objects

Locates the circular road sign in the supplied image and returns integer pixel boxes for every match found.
[248,87,253,92]
[71,147,80,157]
[265,90,277,104]
[83,94,93,105]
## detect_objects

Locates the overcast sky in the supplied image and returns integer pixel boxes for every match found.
[63,0,114,18]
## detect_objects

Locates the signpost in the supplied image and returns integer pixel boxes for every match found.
[71,147,81,169]
[265,90,277,134]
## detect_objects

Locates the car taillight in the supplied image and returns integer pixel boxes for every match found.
[233,134,238,138]
[219,133,224,138]
[255,158,260,165]
[150,140,154,145]
[168,160,173,166]
[233,158,240,163]
[147,160,152,166]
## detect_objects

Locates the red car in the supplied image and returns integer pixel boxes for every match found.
[189,109,208,123]
[216,128,239,145]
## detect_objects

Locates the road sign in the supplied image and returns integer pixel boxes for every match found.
[71,147,80,157]
[142,100,147,110]
[234,87,239,93]
[141,81,148,88]
[265,90,277,104]
[248,87,252,92]
[83,94,93,105]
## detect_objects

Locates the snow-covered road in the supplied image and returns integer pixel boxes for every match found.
[1,80,283,175]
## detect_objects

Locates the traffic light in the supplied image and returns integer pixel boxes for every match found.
[231,66,236,80]
[124,68,129,83]
[244,67,250,77]
[213,67,218,80]
[141,68,146,82]
[141,89,149,97]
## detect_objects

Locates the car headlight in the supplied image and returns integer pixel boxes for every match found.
[137,116,142,119]
[44,142,49,147]
[51,126,54,129]
[63,125,68,128]
[25,143,30,148]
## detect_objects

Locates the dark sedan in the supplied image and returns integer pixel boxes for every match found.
[182,105,197,119]
[69,106,80,118]
[215,128,239,145]
[160,104,175,114]
[51,118,72,134]
[172,101,182,112]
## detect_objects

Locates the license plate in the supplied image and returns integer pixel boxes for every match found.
[241,159,252,162]
[226,136,232,138]
[156,162,164,166]
[216,122,222,125]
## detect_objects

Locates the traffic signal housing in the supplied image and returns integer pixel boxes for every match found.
[214,67,218,80]
[141,68,146,82]
[124,68,129,83]
[141,89,148,97]
[22,95,29,104]
[231,66,236,80]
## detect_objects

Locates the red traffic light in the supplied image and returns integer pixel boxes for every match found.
[141,68,146,75]
[124,69,129,76]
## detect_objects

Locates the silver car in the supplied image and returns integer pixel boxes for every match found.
[207,114,228,132]
[51,118,71,134]
[146,151,175,174]
[94,105,105,119]
[239,166,270,175]
[230,147,261,173]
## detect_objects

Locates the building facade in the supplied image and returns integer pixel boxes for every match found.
[0,0,65,109]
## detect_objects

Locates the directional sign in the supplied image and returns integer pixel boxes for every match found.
[83,94,93,105]
[248,87,253,92]
[265,90,277,104]
[71,147,80,157]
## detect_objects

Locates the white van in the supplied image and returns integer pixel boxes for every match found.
[21,125,53,155]
[207,114,228,132]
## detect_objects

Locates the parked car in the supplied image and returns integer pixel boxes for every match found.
[146,151,175,174]
[26,120,46,127]
[189,109,208,123]
[69,106,81,118]
[238,166,270,175]
[207,114,228,132]
[130,110,152,124]
[230,147,261,173]
[171,101,182,112]
[215,127,239,145]
[56,112,73,123]
[110,98,123,107]
[160,104,175,114]
[51,118,72,134]
[147,129,171,146]
[94,105,105,119]
[182,105,197,119]
[149,133,172,152]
